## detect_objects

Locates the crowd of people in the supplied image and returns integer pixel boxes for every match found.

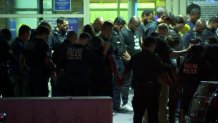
[0,3,218,123]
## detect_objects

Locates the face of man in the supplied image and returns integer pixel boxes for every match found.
[24,30,31,41]
[93,18,104,33]
[58,20,69,33]
[114,23,124,32]
[211,22,218,32]
[189,13,200,24]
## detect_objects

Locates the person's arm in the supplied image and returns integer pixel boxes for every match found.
[170,44,192,58]
[108,54,122,86]
[44,57,57,80]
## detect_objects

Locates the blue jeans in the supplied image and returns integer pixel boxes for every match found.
[113,56,131,110]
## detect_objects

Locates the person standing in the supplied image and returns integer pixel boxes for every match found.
[20,25,56,96]
[0,28,14,97]
[63,32,109,96]
[123,36,171,123]
[120,16,142,111]
[110,16,131,112]
[10,25,31,96]
[90,21,121,97]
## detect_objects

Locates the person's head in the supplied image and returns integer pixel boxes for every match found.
[193,19,206,33]
[173,15,186,31]
[113,16,126,31]
[166,34,181,49]
[141,9,153,24]
[156,23,169,37]
[158,12,175,25]
[39,21,52,31]
[78,32,91,46]
[142,36,157,52]
[128,16,140,31]
[101,21,113,39]
[156,7,167,19]
[208,16,218,32]
[187,3,201,24]
[93,17,104,34]
[83,24,95,37]
[36,25,50,42]
[0,28,12,42]
[18,24,31,42]
[188,8,201,24]
[66,31,78,44]
[56,17,69,33]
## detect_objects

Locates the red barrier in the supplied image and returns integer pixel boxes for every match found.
[0,97,112,123]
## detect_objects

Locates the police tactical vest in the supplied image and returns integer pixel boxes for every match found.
[111,31,126,56]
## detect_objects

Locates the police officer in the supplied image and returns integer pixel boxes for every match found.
[10,25,31,96]
[63,32,109,96]
[0,28,14,97]
[123,36,171,123]
[90,21,121,97]
[20,25,57,96]
[179,45,214,123]
[51,17,69,47]
[110,16,129,112]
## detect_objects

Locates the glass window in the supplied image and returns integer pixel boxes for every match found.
[0,0,85,39]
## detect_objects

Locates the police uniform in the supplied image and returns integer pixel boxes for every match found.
[90,35,114,97]
[10,37,25,96]
[64,44,101,96]
[23,37,50,96]
[179,45,214,114]
[0,39,14,97]
[110,28,127,111]
[126,49,164,123]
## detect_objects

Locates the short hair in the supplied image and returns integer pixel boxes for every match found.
[156,7,167,18]
[56,17,67,25]
[36,25,50,35]
[83,24,95,37]
[189,8,201,16]
[175,16,185,24]
[114,16,126,25]
[19,25,31,36]
[79,32,91,40]
[39,21,52,30]
[67,31,77,39]
[143,36,157,47]
[141,9,153,17]
[102,21,113,30]
[208,16,218,24]
[187,3,201,15]
[157,23,169,32]
[0,28,12,41]
[161,12,175,24]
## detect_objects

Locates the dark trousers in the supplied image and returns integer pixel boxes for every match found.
[168,86,179,123]
[113,56,131,110]
[0,67,14,97]
[132,84,160,123]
